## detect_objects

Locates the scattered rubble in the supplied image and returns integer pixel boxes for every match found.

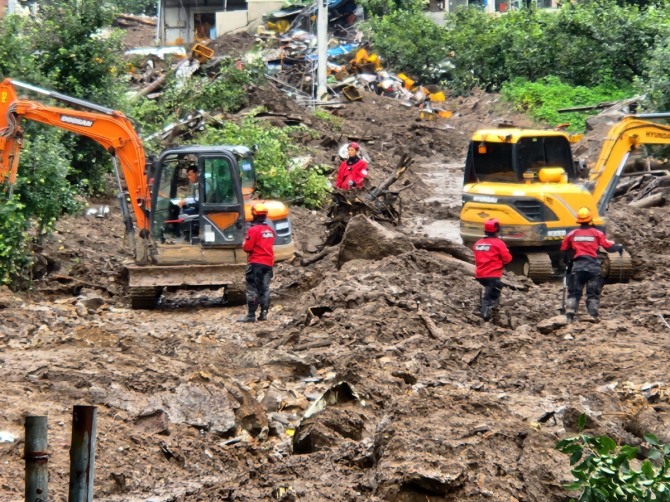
[0,19,668,502]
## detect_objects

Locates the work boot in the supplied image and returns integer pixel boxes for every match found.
[257,309,268,321]
[586,299,599,319]
[237,302,257,323]
[566,312,574,323]
[237,313,256,323]
[481,306,492,321]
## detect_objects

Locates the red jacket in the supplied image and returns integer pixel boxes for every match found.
[243,223,275,266]
[560,226,616,259]
[473,237,513,278]
[335,157,368,189]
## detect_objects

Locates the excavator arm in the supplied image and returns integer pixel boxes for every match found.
[588,113,670,214]
[0,78,150,230]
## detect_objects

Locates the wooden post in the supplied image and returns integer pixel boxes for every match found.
[24,416,49,502]
[68,406,97,502]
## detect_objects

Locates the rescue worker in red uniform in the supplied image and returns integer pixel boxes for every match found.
[335,142,368,190]
[237,203,276,323]
[560,207,624,322]
[473,218,513,321]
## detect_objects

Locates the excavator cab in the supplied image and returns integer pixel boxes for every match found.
[152,146,246,247]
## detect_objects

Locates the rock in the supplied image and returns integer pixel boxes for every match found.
[269,421,285,437]
[537,316,568,334]
[79,296,106,312]
[134,409,170,436]
[0,286,17,309]
[337,215,415,268]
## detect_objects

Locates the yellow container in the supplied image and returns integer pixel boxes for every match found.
[429,91,446,102]
[192,43,214,63]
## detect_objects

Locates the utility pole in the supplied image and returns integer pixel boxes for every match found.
[316,0,328,101]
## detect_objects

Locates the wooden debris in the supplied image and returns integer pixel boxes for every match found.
[321,153,413,248]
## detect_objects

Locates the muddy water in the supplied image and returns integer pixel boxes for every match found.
[413,160,464,242]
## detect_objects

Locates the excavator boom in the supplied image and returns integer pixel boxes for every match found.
[0,78,150,230]
[588,113,670,214]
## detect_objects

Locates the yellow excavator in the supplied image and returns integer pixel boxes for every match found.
[460,113,670,282]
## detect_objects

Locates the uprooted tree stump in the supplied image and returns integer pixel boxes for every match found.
[321,153,413,248]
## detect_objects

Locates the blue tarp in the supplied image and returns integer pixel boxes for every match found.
[305,43,358,61]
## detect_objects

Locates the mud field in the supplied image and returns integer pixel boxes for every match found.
[1,31,670,502]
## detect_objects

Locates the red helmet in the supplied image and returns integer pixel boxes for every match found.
[348,142,360,150]
[484,218,500,234]
[252,202,269,217]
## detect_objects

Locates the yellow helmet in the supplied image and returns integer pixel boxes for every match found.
[252,202,269,217]
[576,207,592,223]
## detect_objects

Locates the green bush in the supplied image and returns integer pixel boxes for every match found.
[501,76,633,131]
[14,131,83,238]
[0,196,30,286]
[556,422,670,501]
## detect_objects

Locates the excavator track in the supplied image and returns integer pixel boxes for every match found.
[129,286,164,310]
[523,253,555,283]
[601,249,633,283]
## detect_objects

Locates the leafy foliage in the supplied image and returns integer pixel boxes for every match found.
[0,196,30,286]
[357,0,426,17]
[14,131,83,238]
[637,31,670,111]
[367,1,670,98]
[501,76,633,131]
[130,60,265,136]
[364,11,452,83]
[192,120,330,208]
[110,0,157,16]
[0,15,41,83]
[27,0,128,194]
[556,418,670,501]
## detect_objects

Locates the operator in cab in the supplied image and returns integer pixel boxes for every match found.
[237,203,276,323]
[473,218,513,321]
[175,163,199,215]
[560,207,624,322]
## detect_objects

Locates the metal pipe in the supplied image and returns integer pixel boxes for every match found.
[24,416,49,502]
[68,406,98,502]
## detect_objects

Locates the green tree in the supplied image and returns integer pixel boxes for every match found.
[637,32,670,111]
[365,11,452,83]
[0,196,30,286]
[14,130,83,239]
[109,0,157,16]
[29,0,128,194]
[0,15,41,83]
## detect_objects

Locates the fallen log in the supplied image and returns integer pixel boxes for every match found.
[429,251,528,291]
[137,74,167,97]
[411,237,474,264]
[301,245,339,266]
[116,14,157,26]
[628,192,666,208]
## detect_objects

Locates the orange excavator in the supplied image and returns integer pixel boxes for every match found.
[0,78,295,308]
